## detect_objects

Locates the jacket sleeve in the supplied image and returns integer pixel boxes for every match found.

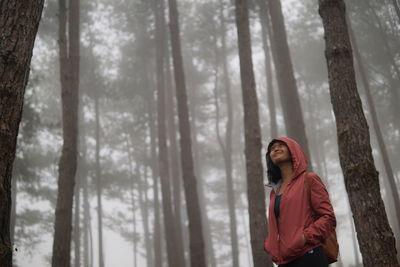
[303,173,336,245]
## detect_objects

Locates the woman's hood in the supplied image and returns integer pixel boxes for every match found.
[266,137,309,189]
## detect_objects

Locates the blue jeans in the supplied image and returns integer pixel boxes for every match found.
[278,246,329,267]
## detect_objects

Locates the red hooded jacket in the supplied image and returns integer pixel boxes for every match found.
[264,137,336,265]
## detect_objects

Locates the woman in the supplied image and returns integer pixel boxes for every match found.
[264,137,336,266]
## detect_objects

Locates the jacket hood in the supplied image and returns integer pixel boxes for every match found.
[266,137,308,191]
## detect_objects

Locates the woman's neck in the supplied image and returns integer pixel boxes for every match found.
[279,162,294,183]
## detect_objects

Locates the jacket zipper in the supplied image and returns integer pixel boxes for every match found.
[276,200,282,263]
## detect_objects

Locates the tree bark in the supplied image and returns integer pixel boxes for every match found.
[234,0,270,266]
[154,0,185,265]
[0,2,44,259]
[52,0,80,265]
[265,0,311,161]
[167,0,206,266]
[349,19,400,234]
[258,0,278,139]
[318,0,399,266]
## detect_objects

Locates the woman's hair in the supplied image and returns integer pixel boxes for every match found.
[266,152,282,184]
[266,139,288,184]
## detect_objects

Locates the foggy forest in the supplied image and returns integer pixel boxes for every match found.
[1,0,400,266]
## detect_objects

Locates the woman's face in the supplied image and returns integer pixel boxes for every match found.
[269,141,291,165]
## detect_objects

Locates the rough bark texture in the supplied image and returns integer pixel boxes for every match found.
[154,0,185,266]
[0,2,44,265]
[349,21,400,234]
[52,0,80,265]
[234,0,270,266]
[266,0,311,160]
[258,0,278,139]
[167,0,206,266]
[319,0,399,266]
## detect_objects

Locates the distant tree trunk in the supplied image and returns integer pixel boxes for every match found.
[234,0,270,266]
[391,0,400,23]
[186,50,216,267]
[154,0,185,265]
[265,0,311,160]
[94,93,104,267]
[258,0,278,139]
[165,18,185,265]
[80,130,91,267]
[10,175,17,248]
[144,80,159,267]
[318,1,399,266]
[216,3,240,267]
[74,172,81,267]
[139,163,154,267]
[167,0,206,266]
[125,153,137,267]
[0,2,44,262]
[349,21,400,233]
[52,0,80,265]
[165,11,187,264]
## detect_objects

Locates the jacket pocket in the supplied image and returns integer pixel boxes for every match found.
[280,231,305,260]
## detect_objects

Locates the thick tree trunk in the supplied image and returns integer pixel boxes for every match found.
[167,0,206,266]
[258,0,278,139]
[234,0,270,266]
[154,0,185,265]
[94,93,104,267]
[266,0,311,161]
[318,1,399,266]
[0,1,44,261]
[217,3,240,267]
[349,21,400,234]
[52,0,80,265]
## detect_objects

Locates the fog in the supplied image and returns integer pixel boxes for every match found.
[10,0,400,266]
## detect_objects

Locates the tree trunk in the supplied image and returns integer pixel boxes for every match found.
[94,93,104,267]
[234,0,270,266]
[74,171,81,267]
[349,20,400,234]
[167,0,206,266]
[186,50,216,267]
[265,0,311,160]
[318,0,399,266]
[52,0,80,265]
[164,11,186,264]
[154,0,185,265]
[216,3,240,266]
[144,80,159,267]
[391,0,400,23]
[0,1,44,261]
[258,0,278,139]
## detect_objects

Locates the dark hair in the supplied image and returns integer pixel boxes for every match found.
[265,139,287,184]
[266,153,282,184]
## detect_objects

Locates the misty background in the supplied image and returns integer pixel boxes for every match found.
[10,0,399,266]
